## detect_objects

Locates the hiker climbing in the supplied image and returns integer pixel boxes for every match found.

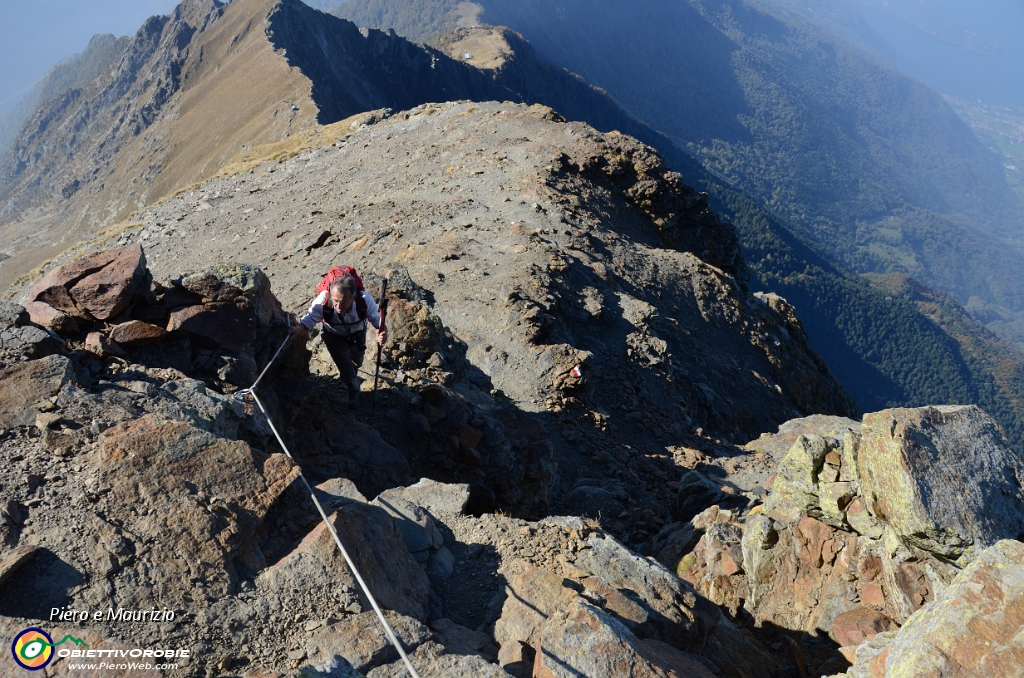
[289,266,387,409]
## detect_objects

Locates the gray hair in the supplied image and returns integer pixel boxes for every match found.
[329,275,357,296]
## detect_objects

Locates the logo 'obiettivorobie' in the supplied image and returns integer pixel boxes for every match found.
[11,628,88,671]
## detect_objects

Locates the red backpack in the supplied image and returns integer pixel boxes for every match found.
[318,265,367,322]
[318,265,365,295]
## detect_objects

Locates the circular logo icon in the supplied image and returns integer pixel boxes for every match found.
[11,628,54,671]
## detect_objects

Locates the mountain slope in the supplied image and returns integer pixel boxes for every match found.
[0,33,131,158]
[708,179,1024,453]
[764,0,1024,109]
[865,272,1024,447]
[333,0,1024,334]
[35,99,855,450]
[0,0,695,291]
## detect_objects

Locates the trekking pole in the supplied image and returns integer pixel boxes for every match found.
[372,278,389,414]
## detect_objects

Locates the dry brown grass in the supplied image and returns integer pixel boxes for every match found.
[208,110,391,180]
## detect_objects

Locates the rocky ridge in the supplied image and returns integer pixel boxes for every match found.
[2,100,857,677]
[1,99,1021,678]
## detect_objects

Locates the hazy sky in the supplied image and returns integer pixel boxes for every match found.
[859,0,1024,107]
[0,0,179,116]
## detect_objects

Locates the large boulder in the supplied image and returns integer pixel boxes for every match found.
[165,263,288,350]
[96,415,298,609]
[494,530,775,678]
[371,493,445,564]
[535,600,719,678]
[160,263,299,386]
[680,405,1024,674]
[575,534,775,678]
[29,246,126,311]
[257,501,431,622]
[836,540,1024,678]
[379,478,471,517]
[857,406,1024,560]
[0,355,74,427]
[30,244,147,321]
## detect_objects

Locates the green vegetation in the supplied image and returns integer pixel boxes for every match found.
[866,272,1024,450]
[470,0,1024,329]
[945,96,1024,201]
[703,179,1024,452]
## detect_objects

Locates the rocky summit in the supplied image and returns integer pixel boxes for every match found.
[0,46,1022,678]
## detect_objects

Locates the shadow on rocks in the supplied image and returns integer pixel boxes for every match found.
[0,549,84,620]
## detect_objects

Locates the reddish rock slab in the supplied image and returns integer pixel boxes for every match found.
[109,320,167,346]
[67,244,147,320]
[831,607,898,647]
[167,303,256,351]
[861,581,885,607]
[844,540,1024,676]
[794,516,833,569]
[84,331,126,358]
[721,547,744,575]
[29,247,122,303]
[96,416,298,608]
[22,301,79,335]
[0,355,74,427]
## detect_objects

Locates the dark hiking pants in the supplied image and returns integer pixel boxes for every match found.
[322,331,366,391]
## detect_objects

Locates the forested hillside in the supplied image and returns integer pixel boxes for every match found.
[704,179,1024,452]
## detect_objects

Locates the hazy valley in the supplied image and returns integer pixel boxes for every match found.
[0,1,1023,677]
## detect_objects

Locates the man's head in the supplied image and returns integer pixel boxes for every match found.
[329,276,358,312]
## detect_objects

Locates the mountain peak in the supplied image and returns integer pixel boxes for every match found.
[171,0,225,29]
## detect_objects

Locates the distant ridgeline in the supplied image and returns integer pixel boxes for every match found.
[330,0,1024,452]
[330,0,462,42]
[0,33,130,157]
